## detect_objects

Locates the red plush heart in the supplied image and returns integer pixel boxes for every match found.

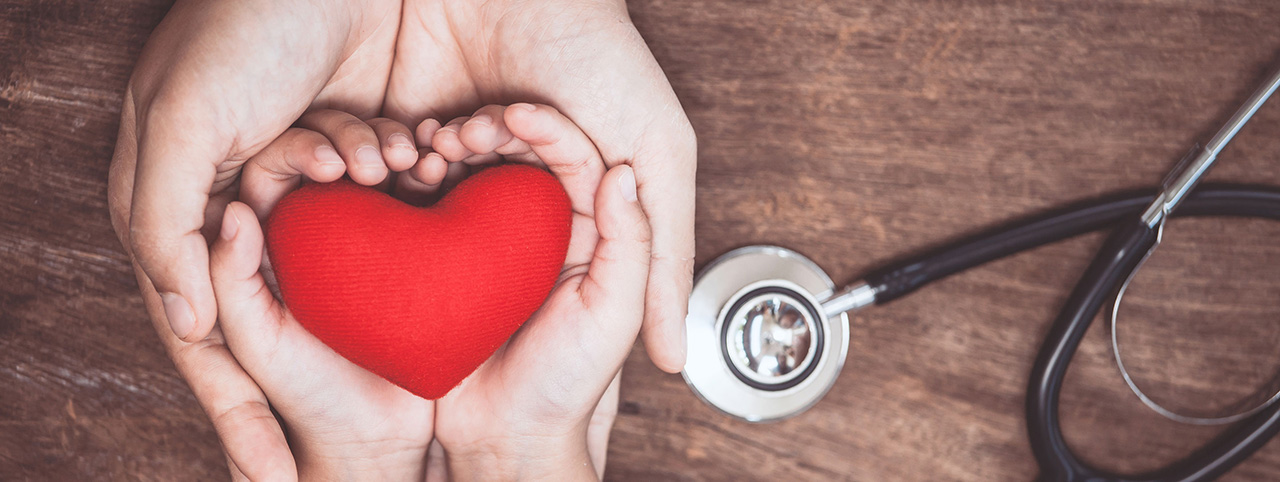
[265,164,571,400]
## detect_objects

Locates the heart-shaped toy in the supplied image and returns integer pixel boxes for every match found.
[265,164,571,400]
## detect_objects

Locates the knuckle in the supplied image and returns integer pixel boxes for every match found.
[335,116,371,135]
[293,127,330,147]
[284,130,325,158]
[210,399,276,435]
[561,154,595,176]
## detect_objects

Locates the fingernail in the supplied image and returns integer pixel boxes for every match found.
[388,133,415,150]
[315,145,344,166]
[470,115,492,127]
[356,146,382,166]
[160,292,195,340]
[514,103,537,112]
[618,167,638,202]
[220,206,240,241]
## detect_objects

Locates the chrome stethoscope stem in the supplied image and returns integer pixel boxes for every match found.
[819,281,877,318]
[1141,65,1280,227]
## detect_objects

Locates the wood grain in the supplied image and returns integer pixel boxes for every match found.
[4,0,1280,480]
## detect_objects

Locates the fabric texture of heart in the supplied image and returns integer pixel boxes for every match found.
[265,164,571,400]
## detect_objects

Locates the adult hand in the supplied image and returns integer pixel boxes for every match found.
[108,0,401,478]
[383,0,697,373]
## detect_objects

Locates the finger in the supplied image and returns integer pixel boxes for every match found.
[580,165,651,325]
[405,120,448,202]
[430,117,474,162]
[395,151,448,204]
[207,201,322,398]
[504,103,606,217]
[129,103,227,342]
[197,364,297,482]
[435,114,503,165]
[635,143,697,373]
[130,255,296,482]
[458,105,517,156]
[438,105,541,173]
[240,128,347,221]
[410,151,449,188]
[415,118,442,148]
[208,202,322,414]
[296,109,388,185]
[209,202,285,339]
[368,117,419,172]
[587,371,621,480]
[208,201,328,402]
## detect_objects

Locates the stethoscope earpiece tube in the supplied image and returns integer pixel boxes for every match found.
[1028,219,1159,482]
[1027,213,1280,482]
[864,186,1280,309]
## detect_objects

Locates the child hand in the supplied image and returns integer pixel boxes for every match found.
[421,105,649,480]
[209,112,436,480]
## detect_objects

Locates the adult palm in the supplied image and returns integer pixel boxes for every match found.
[107,0,411,479]
[383,0,698,375]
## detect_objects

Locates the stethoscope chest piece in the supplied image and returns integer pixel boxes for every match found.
[683,245,851,422]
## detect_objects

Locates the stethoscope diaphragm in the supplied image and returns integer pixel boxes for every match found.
[682,245,850,422]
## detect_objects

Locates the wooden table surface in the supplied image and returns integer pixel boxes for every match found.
[4,0,1280,480]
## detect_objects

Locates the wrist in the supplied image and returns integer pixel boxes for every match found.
[442,434,596,481]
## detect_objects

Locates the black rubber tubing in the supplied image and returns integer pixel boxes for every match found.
[865,185,1280,303]
[864,185,1280,482]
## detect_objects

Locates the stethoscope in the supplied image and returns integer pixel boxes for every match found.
[682,63,1280,481]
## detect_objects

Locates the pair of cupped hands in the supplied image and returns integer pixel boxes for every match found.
[106,0,696,480]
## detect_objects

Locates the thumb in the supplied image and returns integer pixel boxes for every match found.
[578,165,652,349]
[129,102,230,342]
[210,201,351,413]
[208,201,288,363]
